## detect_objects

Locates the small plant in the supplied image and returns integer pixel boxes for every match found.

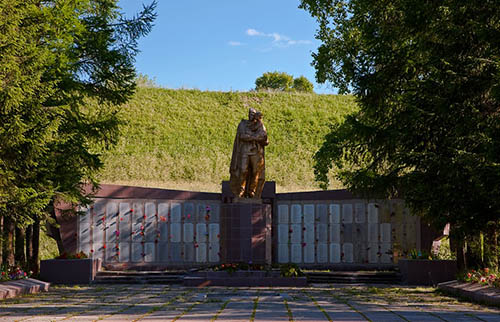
[460,268,500,288]
[55,251,88,259]
[279,263,304,277]
[1,266,30,282]
[407,249,433,260]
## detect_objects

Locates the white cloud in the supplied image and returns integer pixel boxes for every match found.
[228,41,244,46]
[245,28,311,48]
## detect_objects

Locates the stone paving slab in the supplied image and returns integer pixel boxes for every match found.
[0,278,50,300]
[1,284,500,321]
[439,280,500,307]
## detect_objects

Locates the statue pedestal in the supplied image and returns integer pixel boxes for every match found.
[220,203,272,265]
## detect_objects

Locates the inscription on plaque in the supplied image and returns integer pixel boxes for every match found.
[196,223,207,243]
[330,243,340,263]
[329,204,340,223]
[278,204,289,223]
[355,203,366,223]
[304,204,315,224]
[291,204,302,223]
[184,203,195,222]
[290,224,302,243]
[119,242,130,262]
[145,202,156,222]
[171,203,181,222]
[196,243,207,262]
[208,224,219,243]
[342,204,353,223]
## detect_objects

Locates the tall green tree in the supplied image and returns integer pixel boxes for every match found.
[301,0,500,267]
[0,0,156,270]
[255,71,294,91]
[292,76,314,93]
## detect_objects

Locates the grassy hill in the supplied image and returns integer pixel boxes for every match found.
[98,88,357,192]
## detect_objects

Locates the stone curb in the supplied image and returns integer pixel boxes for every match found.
[438,280,500,306]
[0,278,50,300]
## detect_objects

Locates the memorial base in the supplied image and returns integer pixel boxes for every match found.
[221,203,271,265]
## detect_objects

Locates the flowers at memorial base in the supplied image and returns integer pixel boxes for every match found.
[1,267,30,281]
[461,268,500,288]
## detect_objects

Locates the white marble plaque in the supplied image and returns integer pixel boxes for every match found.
[158,203,169,221]
[119,218,131,243]
[144,242,155,262]
[304,243,315,263]
[79,222,91,244]
[184,244,194,262]
[304,224,315,243]
[368,223,379,243]
[343,243,354,263]
[171,203,181,222]
[119,202,130,219]
[290,224,302,244]
[208,224,219,243]
[316,224,328,243]
[278,244,289,263]
[304,204,315,224]
[119,242,130,262]
[93,243,104,261]
[291,204,302,223]
[132,222,143,242]
[105,246,116,262]
[380,243,392,263]
[196,223,207,243]
[145,221,155,242]
[158,243,169,262]
[80,207,91,223]
[79,243,91,256]
[291,244,302,263]
[159,221,168,242]
[278,204,289,223]
[329,204,341,223]
[170,223,181,242]
[317,243,328,263]
[183,223,194,242]
[355,203,366,223]
[197,203,206,222]
[209,243,220,262]
[342,204,353,223]
[184,203,195,222]
[380,223,391,243]
[131,243,142,262]
[278,224,289,244]
[330,243,341,263]
[368,203,379,223]
[93,215,105,244]
[210,204,220,222]
[106,203,119,243]
[133,202,143,223]
[330,224,340,243]
[145,202,156,222]
[368,243,379,263]
[196,243,207,262]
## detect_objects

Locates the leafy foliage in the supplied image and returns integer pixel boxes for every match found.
[293,76,314,93]
[255,71,294,91]
[301,0,500,237]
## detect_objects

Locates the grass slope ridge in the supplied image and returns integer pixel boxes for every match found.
[98,88,357,192]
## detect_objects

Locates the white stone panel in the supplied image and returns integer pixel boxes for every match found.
[380,223,391,243]
[132,202,143,223]
[368,243,379,263]
[184,203,195,221]
[291,244,302,263]
[119,202,130,218]
[196,243,207,262]
[278,224,289,244]
[93,243,104,261]
[119,243,130,262]
[79,243,91,256]
[144,221,155,242]
[105,246,116,262]
[291,204,302,223]
[170,223,181,242]
[145,202,156,222]
[80,207,91,223]
[304,224,315,243]
[106,202,119,243]
[330,224,340,243]
[144,242,155,262]
[131,243,142,262]
[304,204,315,224]
[278,204,289,223]
[210,204,220,222]
[93,215,105,244]
[158,244,169,262]
[208,224,219,243]
[159,221,168,242]
[278,244,289,263]
[330,243,341,263]
[368,223,379,243]
[317,243,328,263]
[342,204,353,223]
[290,224,302,244]
[368,203,379,223]
[183,223,194,242]
[355,203,366,223]
[316,224,327,243]
[209,243,219,262]
[132,222,143,242]
[119,217,131,243]
[158,202,169,221]
[196,224,207,243]
[304,243,315,263]
[381,243,392,263]
[343,243,353,263]
[171,203,181,222]
[79,222,91,244]
[329,204,341,223]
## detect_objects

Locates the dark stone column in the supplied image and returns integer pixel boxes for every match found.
[221,203,271,265]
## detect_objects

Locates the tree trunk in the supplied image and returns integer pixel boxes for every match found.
[2,216,15,266]
[25,224,33,266]
[15,226,26,266]
[484,223,499,270]
[30,217,40,275]
[46,204,65,254]
[450,228,466,270]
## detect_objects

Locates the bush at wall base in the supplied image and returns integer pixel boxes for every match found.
[40,258,101,284]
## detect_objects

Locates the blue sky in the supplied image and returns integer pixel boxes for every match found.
[117,0,336,94]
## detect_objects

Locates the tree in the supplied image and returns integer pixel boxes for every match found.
[301,0,500,268]
[0,0,156,271]
[292,76,314,93]
[255,71,294,91]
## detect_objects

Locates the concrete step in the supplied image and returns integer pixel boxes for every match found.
[306,271,401,284]
[92,270,185,284]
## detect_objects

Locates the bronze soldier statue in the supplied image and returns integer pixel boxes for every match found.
[229,108,268,199]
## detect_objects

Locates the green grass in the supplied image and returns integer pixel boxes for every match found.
[98,88,357,192]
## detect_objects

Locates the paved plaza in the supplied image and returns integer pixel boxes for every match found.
[1,284,500,321]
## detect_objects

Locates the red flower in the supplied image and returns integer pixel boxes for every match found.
[103,244,106,249]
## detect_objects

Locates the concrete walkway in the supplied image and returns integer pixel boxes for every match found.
[1,284,500,321]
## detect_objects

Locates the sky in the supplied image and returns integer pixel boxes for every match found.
[117,0,336,94]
